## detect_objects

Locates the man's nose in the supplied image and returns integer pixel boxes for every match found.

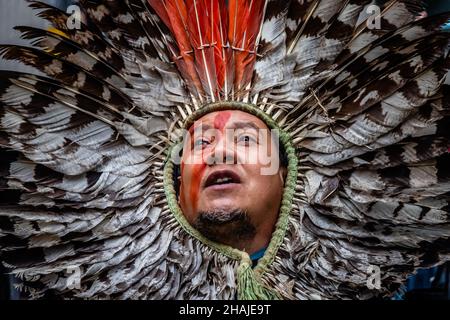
[205,136,236,165]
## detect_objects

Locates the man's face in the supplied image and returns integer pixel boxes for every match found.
[178,110,286,252]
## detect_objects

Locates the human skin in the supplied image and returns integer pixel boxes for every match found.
[178,110,286,254]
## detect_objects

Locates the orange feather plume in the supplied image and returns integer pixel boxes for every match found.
[229,0,265,94]
[147,0,265,101]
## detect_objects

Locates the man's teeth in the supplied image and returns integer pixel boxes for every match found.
[215,177,232,184]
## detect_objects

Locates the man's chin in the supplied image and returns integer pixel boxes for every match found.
[192,208,256,244]
[196,206,243,223]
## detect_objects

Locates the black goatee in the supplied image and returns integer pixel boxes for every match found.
[193,209,256,245]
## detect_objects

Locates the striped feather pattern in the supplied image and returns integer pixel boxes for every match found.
[1,0,450,300]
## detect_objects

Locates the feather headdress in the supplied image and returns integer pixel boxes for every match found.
[0,0,450,299]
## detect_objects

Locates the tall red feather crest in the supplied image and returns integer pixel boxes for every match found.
[148,0,265,101]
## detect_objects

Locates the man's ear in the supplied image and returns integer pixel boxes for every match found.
[279,167,287,186]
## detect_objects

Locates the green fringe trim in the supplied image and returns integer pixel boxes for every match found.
[163,102,298,300]
[237,256,281,300]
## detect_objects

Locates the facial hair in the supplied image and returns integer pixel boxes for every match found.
[193,209,256,246]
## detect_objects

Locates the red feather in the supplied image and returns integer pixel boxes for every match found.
[147,0,171,29]
[186,0,218,100]
[208,0,231,98]
[228,0,264,94]
[149,0,205,97]
[148,0,265,101]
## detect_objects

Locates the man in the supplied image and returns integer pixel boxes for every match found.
[1,0,450,300]
[177,110,287,262]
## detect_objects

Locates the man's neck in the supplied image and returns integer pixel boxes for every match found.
[232,233,270,255]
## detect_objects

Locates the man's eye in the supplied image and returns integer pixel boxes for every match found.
[193,139,210,148]
[236,134,257,145]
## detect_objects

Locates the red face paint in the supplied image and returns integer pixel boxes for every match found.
[181,111,231,216]
[188,162,206,213]
[213,111,231,132]
[180,158,206,216]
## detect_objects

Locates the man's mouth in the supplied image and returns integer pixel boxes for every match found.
[203,170,241,189]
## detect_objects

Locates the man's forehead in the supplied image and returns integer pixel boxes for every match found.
[189,110,269,132]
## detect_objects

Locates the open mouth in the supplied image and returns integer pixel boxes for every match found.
[204,170,241,189]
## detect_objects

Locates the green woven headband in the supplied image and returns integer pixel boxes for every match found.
[163,102,299,300]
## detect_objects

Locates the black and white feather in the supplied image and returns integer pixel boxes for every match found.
[0,0,450,299]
